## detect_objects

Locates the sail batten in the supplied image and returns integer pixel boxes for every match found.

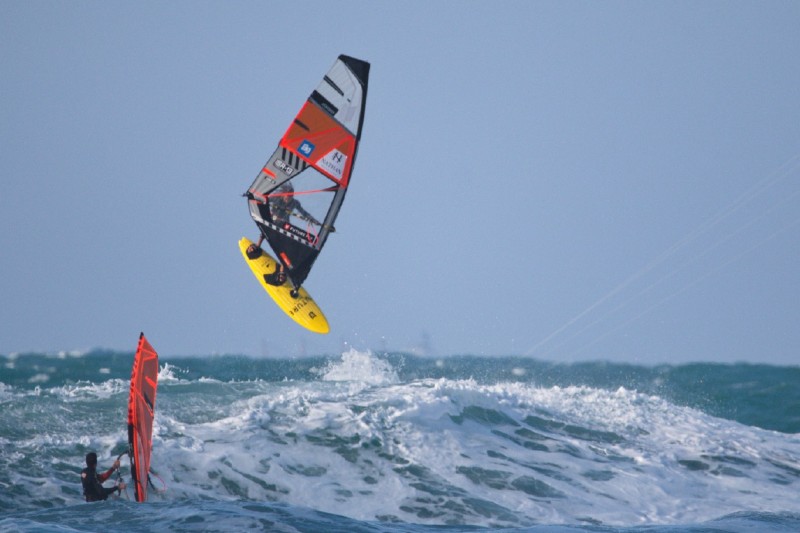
[245,55,369,289]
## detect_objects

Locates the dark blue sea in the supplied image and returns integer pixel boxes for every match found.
[1,350,798,532]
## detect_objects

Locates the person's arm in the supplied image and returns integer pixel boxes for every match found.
[97,459,120,483]
[97,468,114,483]
[102,484,121,499]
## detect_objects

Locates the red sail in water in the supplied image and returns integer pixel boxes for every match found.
[127,332,159,502]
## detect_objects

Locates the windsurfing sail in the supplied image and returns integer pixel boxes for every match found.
[127,332,159,503]
[245,54,370,290]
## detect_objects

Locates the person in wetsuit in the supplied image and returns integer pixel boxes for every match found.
[80,452,126,502]
[247,181,327,287]
[268,181,321,229]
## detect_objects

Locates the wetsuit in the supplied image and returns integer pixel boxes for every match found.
[269,196,320,227]
[81,466,120,502]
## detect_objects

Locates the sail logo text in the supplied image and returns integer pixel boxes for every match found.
[273,159,296,176]
[280,222,319,244]
[299,140,315,157]
[319,149,347,180]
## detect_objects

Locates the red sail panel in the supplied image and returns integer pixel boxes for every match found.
[127,332,159,503]
[280,102,357,187]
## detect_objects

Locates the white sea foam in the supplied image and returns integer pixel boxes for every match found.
[56,349,88,358]
[133,354,797,526]
[315,348,399,385]
[0,382,13,401]
[50,379,128,399]
[3,350,798,528]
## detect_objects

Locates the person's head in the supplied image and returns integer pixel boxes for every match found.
[278,181,293,199]
[85,452,97,468]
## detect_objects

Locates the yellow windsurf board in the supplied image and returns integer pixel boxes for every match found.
[238,237,330,334]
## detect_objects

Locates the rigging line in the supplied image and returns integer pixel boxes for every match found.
[564,213,800,360]
[269,186,338,198]
[148,471,168,494]
[525,151,800,357]
[115,451,128,500]
[546,181,800,356]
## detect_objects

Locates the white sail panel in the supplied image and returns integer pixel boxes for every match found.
[314,58,366,136]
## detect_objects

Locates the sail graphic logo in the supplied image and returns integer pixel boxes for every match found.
[273,159,296,176]
[319,149,347,180]
[298,140,315,158]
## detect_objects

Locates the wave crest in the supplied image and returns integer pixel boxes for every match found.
[314,349,400,386]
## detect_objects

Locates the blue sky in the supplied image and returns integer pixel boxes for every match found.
[2,1,799,364]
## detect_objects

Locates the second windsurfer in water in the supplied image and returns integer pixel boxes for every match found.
[80,452,126,502]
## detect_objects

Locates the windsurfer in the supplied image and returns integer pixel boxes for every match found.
[269,181,321,228]
[242,56,367,303]
[80,452,126,502]
[246,182,321,287]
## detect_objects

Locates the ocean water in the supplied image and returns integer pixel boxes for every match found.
[0,349,798,532]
